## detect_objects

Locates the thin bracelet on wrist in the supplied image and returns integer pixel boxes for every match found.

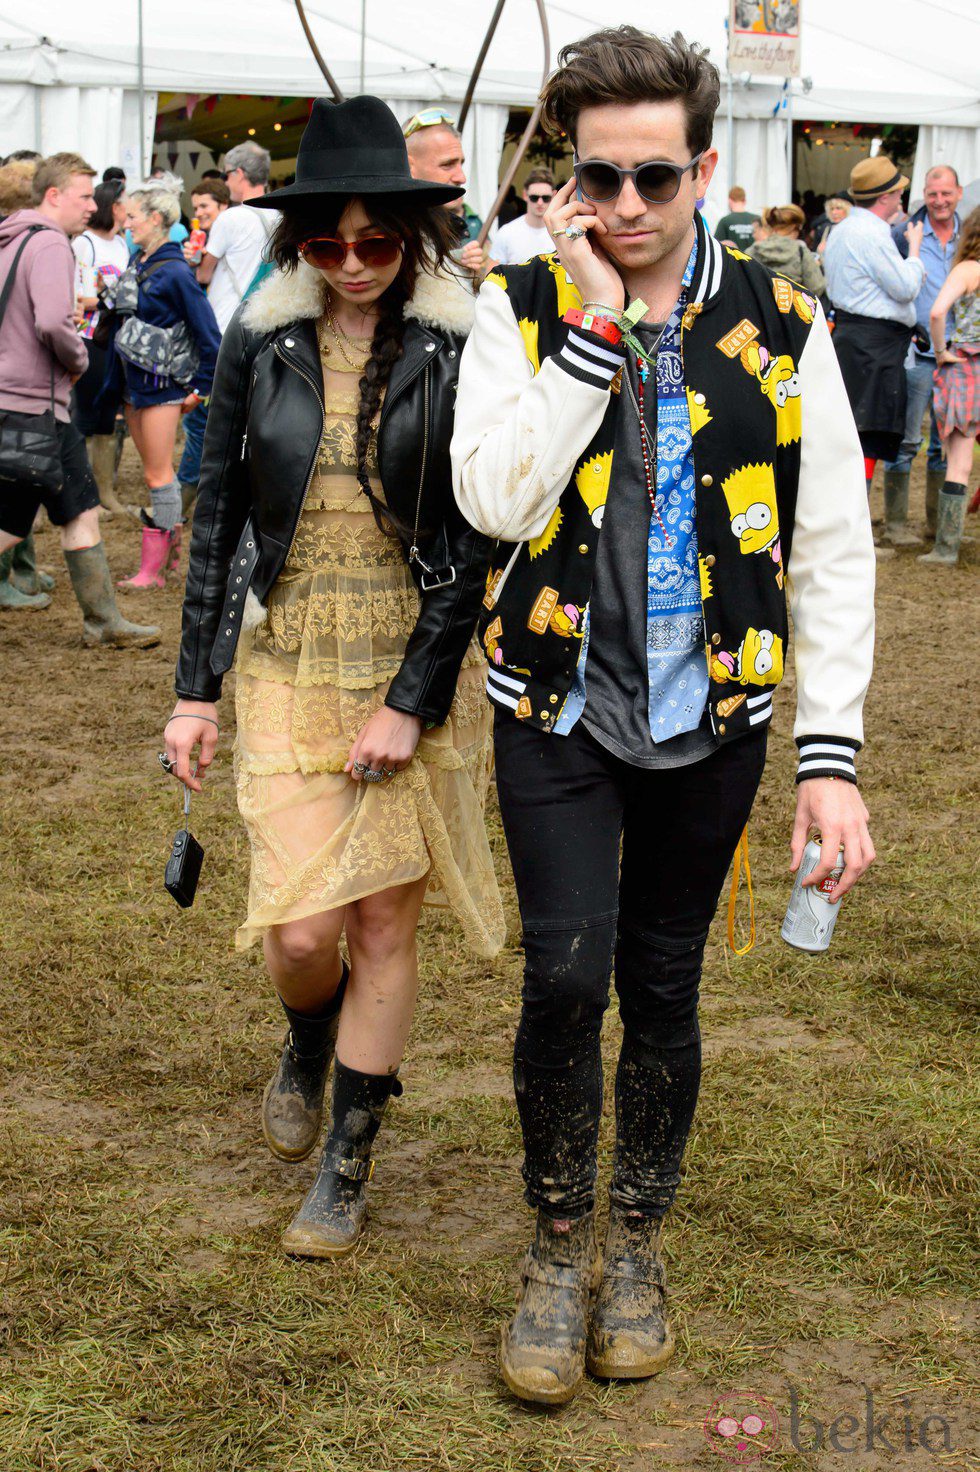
[168,714,219,729]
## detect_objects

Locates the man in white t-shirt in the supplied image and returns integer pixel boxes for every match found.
[489,170,557,265]
[195,141,278,333]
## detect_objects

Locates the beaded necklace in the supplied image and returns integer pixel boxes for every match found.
[621,323,671,545]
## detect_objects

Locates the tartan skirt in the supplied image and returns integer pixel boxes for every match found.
[933,343,980,439]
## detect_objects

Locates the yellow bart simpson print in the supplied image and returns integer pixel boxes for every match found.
[721,464,782,585]
[518,317,540,375]
[529,505,562,558]
[711,627,784,687]
[576,452,612,528]
[686,387,712,435]
[546,257,583,318]
[740,341,801,447]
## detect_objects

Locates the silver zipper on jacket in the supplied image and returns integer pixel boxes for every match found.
[405,364,455,592]
[273,339,326,554]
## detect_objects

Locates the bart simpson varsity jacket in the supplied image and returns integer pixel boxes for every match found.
[451,212,876,783]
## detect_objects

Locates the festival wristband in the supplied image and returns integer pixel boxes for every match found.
[563,308,623,346]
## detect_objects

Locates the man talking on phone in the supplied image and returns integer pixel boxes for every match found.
[452,26,876,1404]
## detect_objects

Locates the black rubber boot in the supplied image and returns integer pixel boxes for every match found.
[262,962,349,1162]
[280,1061,402,1259]
[587,1207,674,1380]
[499,1211,600,1405]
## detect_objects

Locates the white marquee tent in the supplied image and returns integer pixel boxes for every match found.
[0,0,976,217]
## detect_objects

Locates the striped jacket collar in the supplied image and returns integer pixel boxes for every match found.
[688,209,726,308]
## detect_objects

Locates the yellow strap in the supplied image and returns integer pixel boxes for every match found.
[727,825,756,956]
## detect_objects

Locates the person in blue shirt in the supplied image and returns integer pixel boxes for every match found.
[104,179,220,589]
[881,165,963,544]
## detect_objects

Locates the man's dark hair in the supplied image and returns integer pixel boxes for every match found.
[201,168,227,182]
[191,178,231,208]
[5,149,41,166]
[103,166,126,184]
[540,26,720,156]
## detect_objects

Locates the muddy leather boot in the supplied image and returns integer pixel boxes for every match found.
[64,544,160,648]
[918,483,967,566]
[11,535,55,594]
[499,1211,600,1406]
[925,467,944,538]
[281,1061,401,1259]
[587,1207,674,1380]
[882,469,922,546]
[180,481,198,520]
[262,963,349,1162]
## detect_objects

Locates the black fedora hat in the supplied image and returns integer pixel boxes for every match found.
[248,95,464,209]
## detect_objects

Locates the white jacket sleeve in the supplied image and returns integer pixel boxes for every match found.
[451,280,622,543]
[788,301,876,778]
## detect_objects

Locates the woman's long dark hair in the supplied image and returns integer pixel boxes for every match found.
[269,196,459,536]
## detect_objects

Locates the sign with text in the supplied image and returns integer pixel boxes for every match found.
[729,0,801,78]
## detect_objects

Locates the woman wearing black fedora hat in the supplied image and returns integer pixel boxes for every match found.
[162,96,504,1258]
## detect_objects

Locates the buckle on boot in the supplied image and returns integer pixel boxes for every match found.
[325,1150,375,1182]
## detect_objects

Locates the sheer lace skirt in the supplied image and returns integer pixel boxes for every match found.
[233,475,504,958]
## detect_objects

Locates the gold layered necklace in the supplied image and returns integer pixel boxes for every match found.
[322,300,369,371]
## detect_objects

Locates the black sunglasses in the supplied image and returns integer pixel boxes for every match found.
[527,191,553,202]
[573,154,703,204]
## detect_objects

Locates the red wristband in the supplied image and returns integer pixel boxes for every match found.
[563,308,623,346]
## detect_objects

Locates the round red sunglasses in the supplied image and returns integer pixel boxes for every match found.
[300,235,402,271]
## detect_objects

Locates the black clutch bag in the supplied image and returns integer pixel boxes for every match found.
[164,782,204,908]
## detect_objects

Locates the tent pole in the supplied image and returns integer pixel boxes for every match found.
[786,84,793,199]
[137,0,146,174]
[727,71,734,196]
[359,0,366,92]
[475,0,551,247]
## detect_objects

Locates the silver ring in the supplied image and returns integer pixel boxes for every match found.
[352,760,369,775]
[363,768,385,783]
[564,223,586,241]
[158,752,175,775]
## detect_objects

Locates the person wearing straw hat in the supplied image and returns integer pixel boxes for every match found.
[824,154,926,552]
[162,95,504,1261]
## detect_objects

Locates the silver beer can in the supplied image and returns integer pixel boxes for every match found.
[781,836,846,952]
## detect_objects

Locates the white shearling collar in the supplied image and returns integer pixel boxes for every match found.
[242,258,475,336]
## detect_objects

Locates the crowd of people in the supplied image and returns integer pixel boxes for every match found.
[714,162,978,564]
[0,20,975,1414]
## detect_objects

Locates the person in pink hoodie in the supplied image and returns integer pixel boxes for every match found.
[0,152,158,648]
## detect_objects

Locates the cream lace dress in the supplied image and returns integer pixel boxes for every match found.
[232,325,504,956]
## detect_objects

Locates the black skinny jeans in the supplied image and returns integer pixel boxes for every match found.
[494,713,768,1220]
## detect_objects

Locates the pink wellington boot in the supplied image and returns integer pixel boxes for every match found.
[117,526,171,591]
[166,523,182,577]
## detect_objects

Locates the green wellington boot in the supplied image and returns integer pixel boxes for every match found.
[882,469,923,546]
[925,467,944,538]
[64,544,160,647]
[499,1211,601,1405]
[0,547,50,610]
[918,483,967,567]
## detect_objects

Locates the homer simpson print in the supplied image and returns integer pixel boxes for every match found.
[739,341,801,447]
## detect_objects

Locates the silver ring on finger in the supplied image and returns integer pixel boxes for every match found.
[564,223,586,241]
[158,752,176,775]
[352,760,369,775]
[363,768,385,783]
[382,766,398,781]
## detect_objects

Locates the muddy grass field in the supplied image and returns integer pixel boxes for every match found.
[1,449,978,1471]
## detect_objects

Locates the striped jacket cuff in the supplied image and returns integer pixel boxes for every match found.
[556,326,626,389]
[795,735,860,784]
